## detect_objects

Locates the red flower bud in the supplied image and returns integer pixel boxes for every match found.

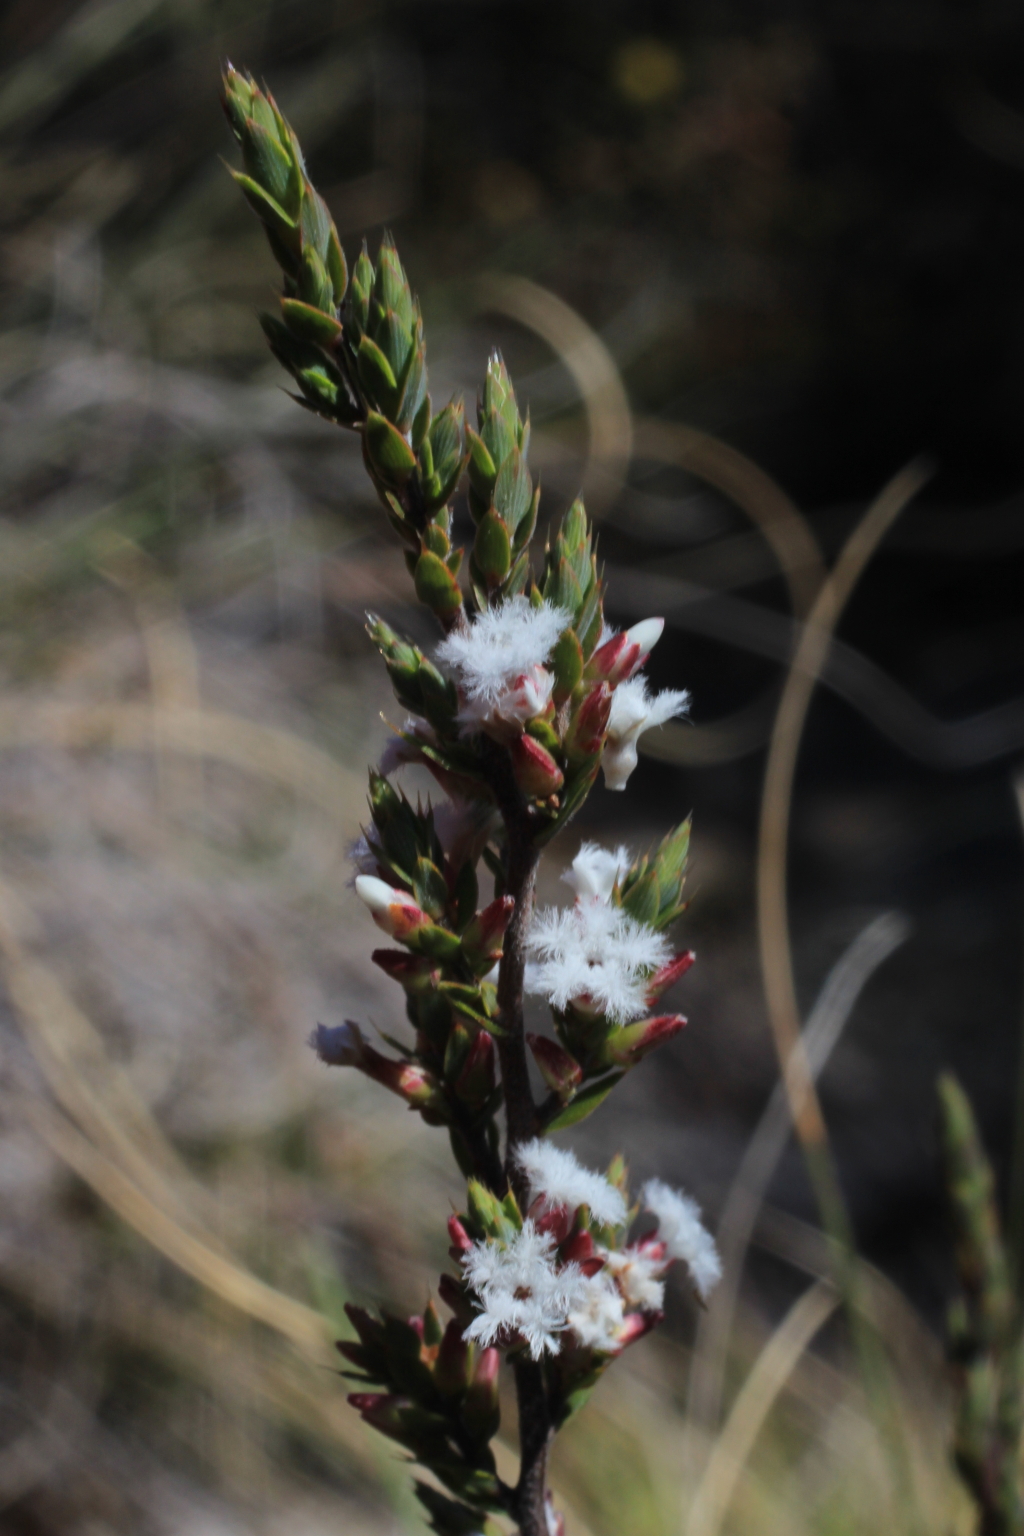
[599,1013,687,1068]
[372,948,441,993]
[509,733,564,798]
[585,618,665,686]
[461,895,515,961]
[645,950,695,1005]
[527,1034,583,1100]
[453,1029,496,1109]
[564,682,612,762]
[447,1214,473,1253]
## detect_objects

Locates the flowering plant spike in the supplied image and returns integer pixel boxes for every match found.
[222,65,715,1536]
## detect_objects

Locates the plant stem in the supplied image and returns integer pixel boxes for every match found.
[484,739,549,1535]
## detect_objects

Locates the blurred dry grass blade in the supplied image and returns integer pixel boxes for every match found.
[626,418,824,767]
[684,1279,840,1536]
[685,911,911,1458]
[757,458,931,1160]
[472,272,633,516]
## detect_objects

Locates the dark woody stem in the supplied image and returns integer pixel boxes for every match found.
[483,739,550,1536]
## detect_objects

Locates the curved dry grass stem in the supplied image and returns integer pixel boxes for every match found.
[630,419,825,768]
[473,272,633,515]
[685,1280,840,1536]
[20,1091,335,1363]
[757,459,931,1153]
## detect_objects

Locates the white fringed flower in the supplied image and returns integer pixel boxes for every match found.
[436,596,570,732]
[601,678,690,791]
[347,833,379,878]
[515,1138,628,1228]
[561,843,631,905]
[566,1271,627,1352]
[462,1220,588,1359]
[599,1246,666,1312]
[525,899,672,1024]
[642,1179,721,1301]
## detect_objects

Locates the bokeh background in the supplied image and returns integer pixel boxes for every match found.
[2,2,1024,1532]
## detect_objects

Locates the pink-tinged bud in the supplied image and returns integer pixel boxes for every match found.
[453,1029,496,1108]
[354,874,429,941]
[461,895,515,960]
[585,618,664,687]
[564,682,612,761]
[618,1310,660,1347]
[447,1214,473,1254]
[623,617,664,673]
[314,1020,448,1113]
[646,950,695,1005]
[509,734,564,799]
[601,1013,687,1068]
[348,1391,388,1415]
[461,1346,500,1443]
[407,1313,425,1341]
[527,1034,583,1100]
[434,1318,471,1397]
[372,948,440,993]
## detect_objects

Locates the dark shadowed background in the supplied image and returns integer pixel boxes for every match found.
[2,3,1023,1533]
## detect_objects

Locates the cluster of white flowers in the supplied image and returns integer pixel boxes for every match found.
[462,1220,589,1359]
[435,596,570,734]
[515,1137,628,1227]
[459,1143,720,1360]
[602,678,690,791]
[525,844,671,1024]
[642,1178,722,1301]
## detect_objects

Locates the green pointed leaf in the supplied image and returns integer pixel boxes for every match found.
[544,1074,624,1130]
[365,412,416,480]
[280,298,342,348]
[414,551,463,616]
[474,509,511,583]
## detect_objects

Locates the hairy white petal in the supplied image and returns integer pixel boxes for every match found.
[642,1179,721,1301]
[525,890,672,1025]
[566,1271,627,1352]
[601,679,690,791]
[600,1246,666,1312]
[436,597,571,706]
[562,842,631,905]
[515,1138,628,1227]
[461,1220,589,1360]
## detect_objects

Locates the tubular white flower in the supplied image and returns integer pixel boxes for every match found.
[566,1270,627,1352]
[562,842,631,905]
[623,617,665,672]
[642,1179,721,1301]
[354,875,422,937]
[515,1138,628,1227]
[599,1246,666,1312]
[601,678,690,791]
[525,896,672,1025]
[436,596,570,732]
[461,1220,589,1360]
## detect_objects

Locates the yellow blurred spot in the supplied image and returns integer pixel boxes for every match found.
[613,37,684,106]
